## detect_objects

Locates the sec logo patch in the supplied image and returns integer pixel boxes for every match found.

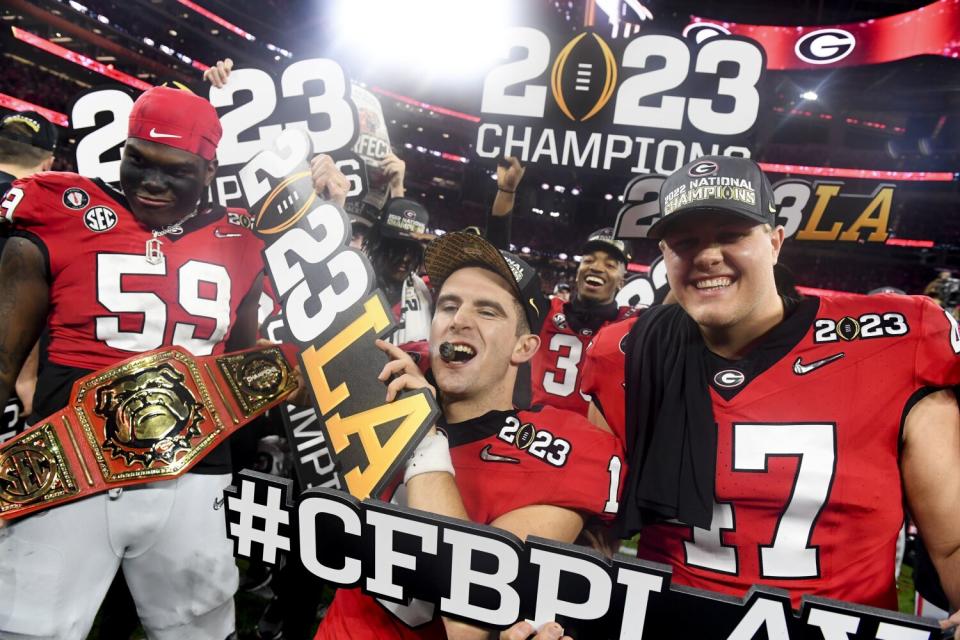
[84,206,118,232]
[62,188,90,210]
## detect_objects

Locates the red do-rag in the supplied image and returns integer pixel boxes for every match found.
[127,86,222,161]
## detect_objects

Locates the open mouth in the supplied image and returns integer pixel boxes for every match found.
[694,276,734,291]
[584,275,605,287]
[439,342,477,363]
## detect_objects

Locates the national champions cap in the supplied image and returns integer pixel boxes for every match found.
[424,232,548,334]
[379,197,430,241]
[648,155,777,239]
[127,86,222,161]
[0,111,57,151]
[581,227,631,263]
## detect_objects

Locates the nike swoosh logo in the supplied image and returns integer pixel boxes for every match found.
[214,229,242,238]
[149,127,182,139]
[793,352,844,375]
[480,444,519,464]
[529,298,539,316]
[212,497,225,510]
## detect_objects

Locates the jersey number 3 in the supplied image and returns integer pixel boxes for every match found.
[96,254,232,355]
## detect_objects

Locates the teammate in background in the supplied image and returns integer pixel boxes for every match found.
[0,111,57,432]
[551,282,571,302]
[0,110,56,195]
[583,156,960,633]
[531,228,635,416]
[0,86,341,639]
[315,232,624,640]
[357,197,434,342]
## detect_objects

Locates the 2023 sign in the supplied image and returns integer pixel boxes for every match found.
[68,59,365,208]
[476,28,765,174]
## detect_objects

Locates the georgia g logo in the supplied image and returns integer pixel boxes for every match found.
[688,160,718,177]
[795,29,856,65]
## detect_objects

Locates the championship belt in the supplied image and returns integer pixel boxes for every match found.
[0,345,297,520]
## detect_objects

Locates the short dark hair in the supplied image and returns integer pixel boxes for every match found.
[0,124,53,168]
[512,296,530,336]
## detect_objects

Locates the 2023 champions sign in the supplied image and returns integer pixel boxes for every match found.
[68,56,937,637]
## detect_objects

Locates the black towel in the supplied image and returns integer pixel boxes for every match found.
[619,303,718,535]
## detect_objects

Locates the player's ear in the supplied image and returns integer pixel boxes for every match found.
[203,158,218,187]
[511,333,540,365]
[769,224,785,264]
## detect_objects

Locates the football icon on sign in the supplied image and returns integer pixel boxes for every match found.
[551,32,617,122]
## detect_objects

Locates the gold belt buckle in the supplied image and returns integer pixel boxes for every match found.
[0,346,296,519]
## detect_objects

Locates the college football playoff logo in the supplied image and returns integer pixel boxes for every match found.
[550,32,618,122]
[94,364,203,467]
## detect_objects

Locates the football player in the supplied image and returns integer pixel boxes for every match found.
[0,86,343,639]
[530,227,636,415]
[0,110,57,436]
[582,156,960,631]
[314,232,624,640]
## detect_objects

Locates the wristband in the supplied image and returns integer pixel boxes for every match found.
[404,431,454,484]
[497,187,516,194]
[0,345,297,521]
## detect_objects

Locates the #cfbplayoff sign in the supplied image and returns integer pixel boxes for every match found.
[225,470,938,639]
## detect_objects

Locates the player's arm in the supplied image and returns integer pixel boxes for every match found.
[14,341,39,416]
[587,400,614,435]
[901,389,960,621]
[0,238,49,409]
[487,156,523,250]
[491,156,524,218]
[225,276,263,352]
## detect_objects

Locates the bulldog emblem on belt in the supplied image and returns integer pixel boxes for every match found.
[95,364,204,467]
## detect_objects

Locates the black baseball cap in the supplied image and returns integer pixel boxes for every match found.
[0,111,57,152]
[581,227,631,263]
[379,197,429,241]
[648,155,777,239]
[424,232,548,334]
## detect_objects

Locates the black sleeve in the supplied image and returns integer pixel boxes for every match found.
[485,213,511,251]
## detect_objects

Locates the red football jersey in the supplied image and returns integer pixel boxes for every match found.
[531,297,636,415]
[316,405,626,639]
[580,315,639,447]
[5,172,264,370]
[590,294,960,610]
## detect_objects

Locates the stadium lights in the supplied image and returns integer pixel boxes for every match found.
[801,90,818,101]
[549,211,560,218]
[541,183,550,190]
[604,193,614,200]
[330,0,516,79]
[558,253,568,260]
[554,185,566,193]
[571,187,580,196]
[521,247,531,254]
